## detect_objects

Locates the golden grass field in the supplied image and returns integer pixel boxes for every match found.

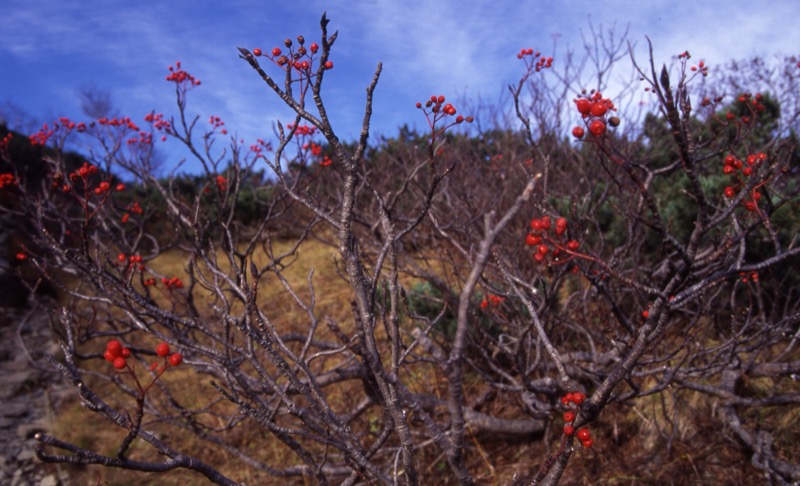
[47,238,799,485]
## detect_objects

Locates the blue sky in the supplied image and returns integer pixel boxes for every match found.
[2,0,798,173]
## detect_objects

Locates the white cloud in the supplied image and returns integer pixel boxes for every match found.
[2,0,799,172]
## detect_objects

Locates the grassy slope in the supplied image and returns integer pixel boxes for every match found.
[48,237,798,485]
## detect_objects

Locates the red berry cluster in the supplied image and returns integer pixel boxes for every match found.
[154,342,183,367]
[689,59,709,76]
[144,112,171,131]
[516,48,553,72]
[288,124,317,136]
[166,61,201,86]
[572,92,618,138]
[560,392,593,448]
[116,253,147,280]
[51,162,123,205]
[97,116,140,130]
[677,51,709,77]
[90,116,154,146]
[249,138,272,155]
[721,152,768,212]
[121,200,143,224]
[739,271,759,283]
[285,124,333,168]
[0,132,12,151]
[215,175,228,192]
[29,117,89,147]
[480,294,505,309]
[29,123,55,146]
[75,161,99,179]
[104,339,133,370]
[128,201,143,214]
[161,276,184,290]
[104,340,183,371]
[303,142,323,156]
[115,253,187,292]
[724,93,767,124]
[252,36,332,74]
[117,253,143,265]
[208,115,227,135]
[526,216,580,264]
[0,173,16,189]
[415,95,474,134]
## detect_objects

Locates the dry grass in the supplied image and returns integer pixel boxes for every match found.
[50,238,355,485]
[45,237,798,485]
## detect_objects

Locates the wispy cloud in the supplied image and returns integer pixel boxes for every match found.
[2,0,799,173]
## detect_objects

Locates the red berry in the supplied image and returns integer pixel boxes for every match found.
[252,48,262,56]
[563,411,576,422]
[310,42,319,54]
[572,126,585,139]
[572,392,586,404]
[576,99,591,115]
[589,119,606,136]
[576,428,591,441]
[107,340,123,357]
[642,310,649,319]
[324,61,333,69]
[104,350,117,363]
[724,186,736,198]
[567,240,580,251]
[526,234,542,246]
[169,353,183,366]
[113,357,127,369]
[590,102,608,117]
[581,439,594,448]
[561,395,571,405]
[563,425,575,436]
[537,244,549,255]
[156,342,170,357]
[121,348,131,358]
[271,47,281,57]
